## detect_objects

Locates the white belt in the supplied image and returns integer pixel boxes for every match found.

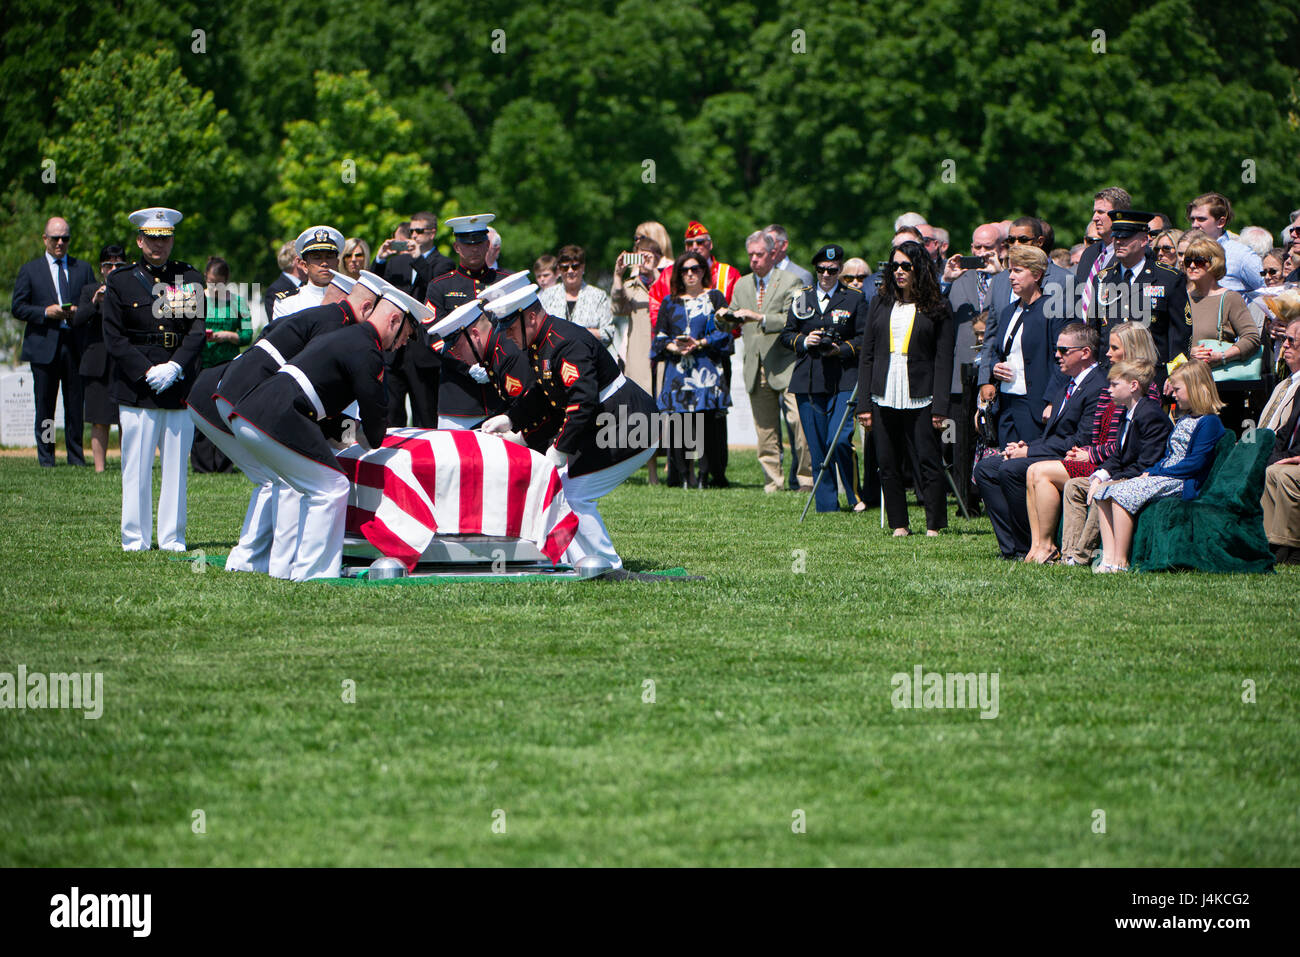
[256,338,287,367]
[599,373,627,403]
[280,364,326,420]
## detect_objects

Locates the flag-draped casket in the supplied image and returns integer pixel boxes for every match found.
[336,428,578,570]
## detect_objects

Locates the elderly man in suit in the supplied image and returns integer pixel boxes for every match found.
[974,322,1106,559]
[1261,318,1300,564]
[11,216,95,466]
[721,229,810,492]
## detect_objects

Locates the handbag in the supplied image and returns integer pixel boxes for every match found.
[1198,293,1262,383]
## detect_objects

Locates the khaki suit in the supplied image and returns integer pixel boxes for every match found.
[732,268,811,491]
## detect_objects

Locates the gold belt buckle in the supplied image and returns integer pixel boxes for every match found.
[163,332,178,349]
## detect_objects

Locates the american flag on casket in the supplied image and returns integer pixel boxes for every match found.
[336,428,578,571]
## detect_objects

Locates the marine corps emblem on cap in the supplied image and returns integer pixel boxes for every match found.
[684,220,709,239]
[129,207,183,236]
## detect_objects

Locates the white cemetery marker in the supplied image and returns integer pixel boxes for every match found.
[1,369,66,447]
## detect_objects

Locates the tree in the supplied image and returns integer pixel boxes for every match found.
[270,71,453,257]
[39,42,251,274]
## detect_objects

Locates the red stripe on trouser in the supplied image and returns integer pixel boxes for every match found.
[449,429,485,533]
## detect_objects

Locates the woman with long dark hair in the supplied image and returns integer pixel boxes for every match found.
[856,240,953,535]
[651,250,733,487]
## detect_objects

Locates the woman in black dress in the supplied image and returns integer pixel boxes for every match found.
[72,244,129,472]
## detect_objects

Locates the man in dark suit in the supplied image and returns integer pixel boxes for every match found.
[1088,210,1190,377]
[10,216,95,465]
[1074,186,1133,323]
[263,241,304,326]
[974,323,1106,559]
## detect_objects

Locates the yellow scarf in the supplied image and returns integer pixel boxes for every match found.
[889,303,917,355]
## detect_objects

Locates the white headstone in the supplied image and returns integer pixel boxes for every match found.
[1,368,66,447]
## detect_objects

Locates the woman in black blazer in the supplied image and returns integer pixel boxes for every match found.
[856,240,954,535]
[72,245,129,471]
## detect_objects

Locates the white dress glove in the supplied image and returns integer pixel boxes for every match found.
[145,361,182,393]
[468,363,490,384]
[479,414,512,434]
[545,446,570,470]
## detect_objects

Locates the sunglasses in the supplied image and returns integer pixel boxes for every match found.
[558,262,583,271]
[1005,235,1035,245]
[1183,256,1210,268]
[842,274,867,282]
[681,264,705,274]
[815,265,841,274]
[410,226,433,234]
[1289,226,1300,237]
[635,234,652,242]
[1154,245,1176,253]
[1055,345,1083,355]
[47,235,70,242]
[1282,335,1299,347]
[890,261,913,272]
[1264,268,1282,278]
[100,261,127,271]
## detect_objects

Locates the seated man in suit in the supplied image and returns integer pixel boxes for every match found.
[974,322,1106,559]
[1059,360,1173,565]
[1262,326,1300,563]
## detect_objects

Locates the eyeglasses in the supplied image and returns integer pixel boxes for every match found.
[1263,268,1282,278]
[681,264,705,274]
[1183,255,1210,268]
[890,261,913,272]
[1154,245,1176,254]
[1055,345,1083,355]
[1006,235,1035,245]
[47,235,70,243]
[815,265,841,274]
[558,262,583,271]
[842,274,867,283]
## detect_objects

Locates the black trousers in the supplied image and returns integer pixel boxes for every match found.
[31,329,84,466]
[666,410,726,488]
[873,403,947,531]
[190,429,233,472]
[972,453,1038,558]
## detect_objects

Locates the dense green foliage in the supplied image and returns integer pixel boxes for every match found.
[1,454,1296,865]
[2,0,1298,299]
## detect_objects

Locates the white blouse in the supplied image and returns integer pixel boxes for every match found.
[875,303,930,410]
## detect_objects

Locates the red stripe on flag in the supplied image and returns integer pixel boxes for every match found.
[503,440,532,537]
[381,473,437,531]
[360,516,423,571]
[400,434,439,511]
[449,429,485,533]
[345,504,370,535]
[544,512,579,563]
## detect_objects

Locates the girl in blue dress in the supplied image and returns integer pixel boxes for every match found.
[1090,359,1226,572]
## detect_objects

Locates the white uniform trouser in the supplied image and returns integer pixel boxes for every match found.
[231,417,350,582]
[213,396,302,576]
[560,445,657,571]
[119,405,193,552]
[438,414,484,430]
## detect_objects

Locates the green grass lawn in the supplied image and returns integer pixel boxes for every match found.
[1,452,1296,866]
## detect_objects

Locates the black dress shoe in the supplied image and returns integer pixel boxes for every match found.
[1271,544,1291,563]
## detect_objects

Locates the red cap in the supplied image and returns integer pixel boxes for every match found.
[684,220,709,240]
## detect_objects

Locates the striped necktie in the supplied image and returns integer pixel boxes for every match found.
[1080,246,1109,320]
[756,275,765,309]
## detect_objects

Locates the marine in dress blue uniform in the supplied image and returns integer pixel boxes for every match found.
[480,285,658,574]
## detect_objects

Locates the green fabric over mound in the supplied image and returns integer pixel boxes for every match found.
[1132,430,1276,574]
